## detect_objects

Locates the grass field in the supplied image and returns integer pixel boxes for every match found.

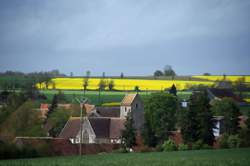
[40,90,192,105]
[1,148,250,166]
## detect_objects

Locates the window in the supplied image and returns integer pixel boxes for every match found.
[125,107,127,112]
[135,103,138,108]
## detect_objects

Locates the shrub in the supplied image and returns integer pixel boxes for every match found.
[178,143,189,151]
[227,135,241,148]
[162,139,177,151]
[219,134,229,149]
[156,144,163,152]
[192,140,203,150]
[202,144,212,150]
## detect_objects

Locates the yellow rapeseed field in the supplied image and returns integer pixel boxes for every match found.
[192,75,250,82]
[39,78,215,91]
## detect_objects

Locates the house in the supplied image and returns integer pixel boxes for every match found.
[120,94,144,130]
[59,93,144,144]
[212,116,224,137]
[58,117,125,144]
[207,88,246,106]
[212,115,248,137]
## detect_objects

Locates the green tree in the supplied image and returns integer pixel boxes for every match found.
[180,91,215,145]
[134,86,140,94]
[108,80,115,91]
[47,108,71,137]
[169,84,177,96]
[83,71,91,96]
[211,98,241,135]
[164,65,176,77]
[143,92,178,146]
[121,113,136,149]
[154,70,164,78]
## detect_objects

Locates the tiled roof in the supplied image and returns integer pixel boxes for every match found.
[109,118,125,138]
[208,88,245,103]
[40,103,50,110]
[96,107,120,117]
[88,118,111,138]
[59,117,125,139]
[58,117,81,139]
[121,94,137,106]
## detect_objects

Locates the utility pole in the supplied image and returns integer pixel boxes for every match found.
[75,97,88,156]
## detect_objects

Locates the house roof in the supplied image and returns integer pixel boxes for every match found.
[208,88,245,103]
[88,118,110,138]
[59,117,125,139]
[96,107,120,117]
[121,94,138,106]
[109,118,125,138]
[40,103,50,110]
[58,117,81,139]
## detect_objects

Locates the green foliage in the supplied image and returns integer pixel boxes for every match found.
[211,98,241,135]
[239,111,250,147]
[227,135,241,148]
[143,92,178,146]
[0,142,38,159]
[108,80,115,91]
[0,100,46,138]
[162,139,177,151]
[154,70,164,77]
[178,143,189,151]
[121,113,136,149]
[192,140,203,150]
[47,108,71,137]
[169,84,177,96]
[180,91,215,146]
[219,134,229,149]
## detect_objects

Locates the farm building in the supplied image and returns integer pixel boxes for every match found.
[59,93,144,144]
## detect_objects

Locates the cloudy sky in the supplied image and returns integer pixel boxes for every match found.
[0,0,250,76]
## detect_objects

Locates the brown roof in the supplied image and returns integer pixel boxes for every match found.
[96,107,120,117]
[89,118,110,138]
[121,94,137,106]
[109,118,125,138]
[208,88,245,103]
[40,103,50,111]
[59,117,125,139]
[58,117,81,139]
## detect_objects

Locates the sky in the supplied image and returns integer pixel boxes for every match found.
[0,0,250,76]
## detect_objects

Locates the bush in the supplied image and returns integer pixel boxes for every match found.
[156,144,163,152]
[192,140,203,150]
[162,139,177,151]
[178,143,189,151]
[219,134,229,149]
[227,135,241,148]
[202,144,212,150]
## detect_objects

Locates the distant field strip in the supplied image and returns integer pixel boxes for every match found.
[39,78,215,91]
[192,75,250,82]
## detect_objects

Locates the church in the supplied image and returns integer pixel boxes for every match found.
[59,94,144,144]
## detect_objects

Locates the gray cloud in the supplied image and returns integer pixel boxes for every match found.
[0,0,250,75]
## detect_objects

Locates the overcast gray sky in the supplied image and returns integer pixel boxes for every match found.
[0,0,250,76]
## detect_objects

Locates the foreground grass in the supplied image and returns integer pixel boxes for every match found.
[1,148,250,166]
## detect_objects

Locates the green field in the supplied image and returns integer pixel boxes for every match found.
[1,148,250,166]
[40,90,192,105]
